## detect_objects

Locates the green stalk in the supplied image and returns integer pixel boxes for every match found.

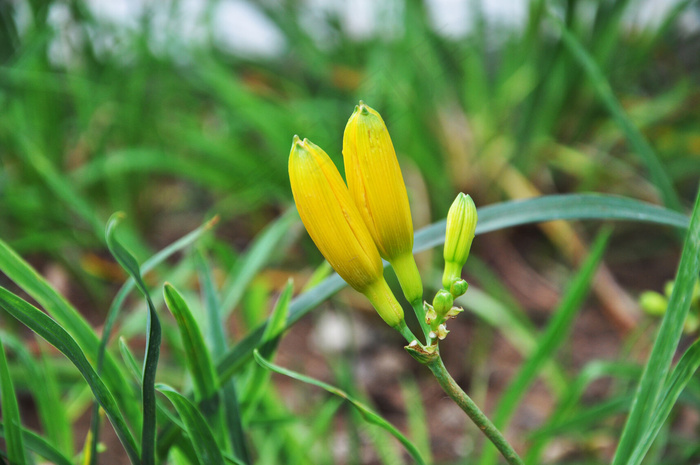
[425,355,524,465]
[411,299,432,343]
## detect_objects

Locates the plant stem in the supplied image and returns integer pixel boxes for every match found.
[411,299,432,343]
[426,355,524,465]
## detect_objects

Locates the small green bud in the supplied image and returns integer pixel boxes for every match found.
[443,193,477,289]
[450,279,469,297]
[433,290,454,319]
[639,291,667,316]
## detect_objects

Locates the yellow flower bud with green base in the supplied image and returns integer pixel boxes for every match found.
[288,135,406,330]
[443,193,478,290]
[343,102,423,306]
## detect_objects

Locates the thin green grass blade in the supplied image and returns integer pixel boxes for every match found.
[0,338,26,465]
[613,185,700,465]
[220,208,298,317]
[194,249,251,464]
[118,337,143,383]
[217,194,685,381]
[253,350,427,465]
[0,288,140,463]
[89,216,217,464]
[400,378,433,464]
[0,332,73,457]
[0,425,73,465]
[0,237,140,428]
[163,283,219,403]
[106,213,161,465]
[242,280,293,418]
[156,384,226,465]
[545,9,682,211]
[628,338,700,465]
[480,229,611,465]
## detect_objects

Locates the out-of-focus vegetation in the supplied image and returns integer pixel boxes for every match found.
[1,0,700,464]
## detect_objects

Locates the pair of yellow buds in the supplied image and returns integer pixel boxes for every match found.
[289,102,422,329]
[289,102,478,333]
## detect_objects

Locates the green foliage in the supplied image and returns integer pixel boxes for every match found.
[0,0,699,463]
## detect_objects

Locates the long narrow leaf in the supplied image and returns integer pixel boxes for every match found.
[613,185,700,465]
[253,350,427,465]
[0,425,73,465]
[195,249,250,464]
[546,10,681,212]
[0,338,26,465]
[106,213,161,465]
[163,283,219,403]
[156,384,226,465]
[0,237,140,428]
[0,288,140,463]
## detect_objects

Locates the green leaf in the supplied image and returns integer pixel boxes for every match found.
[106,213,161,465]
[0,338,26,465]
[163,283,219,403]
[0,237,140,429]
[628,338,700,464]
[545,10,682,212]
[241,279,293,418]
[156,384,226,465]
[0,424,73,465]
[253,350,427,465]
[0,288,140,463]
[217,194,688,381]
[194,249,251,464]
[613,185,700,465]
[480,229,611,465]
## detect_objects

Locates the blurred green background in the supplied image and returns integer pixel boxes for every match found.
[1,0,700,463]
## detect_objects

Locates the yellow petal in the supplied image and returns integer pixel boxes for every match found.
[343,102,414,259]
[289,136,382,293]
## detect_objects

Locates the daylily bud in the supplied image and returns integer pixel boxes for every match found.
[443,193,478,289]
[289,136,404,328]
[450,279,469,298]
[432,290,453,320]
[343,102,423,305]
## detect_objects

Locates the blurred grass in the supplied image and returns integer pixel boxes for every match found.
[0,0,699,464]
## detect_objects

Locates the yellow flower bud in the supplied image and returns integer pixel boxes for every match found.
[288,135,404,328]
[442,193,478,289]
[343,102,423,304]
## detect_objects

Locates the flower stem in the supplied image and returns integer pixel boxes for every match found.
[411,299,432,343]
[425,355,524,465]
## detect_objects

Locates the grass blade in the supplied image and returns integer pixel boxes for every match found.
[0,288,140,463]
[241,279,293,418]
[0,237,140,428]
[106,213,161,465]
[156,384,226,465]
[0,425,73,465]
[628,338,700,464]
[163,283,219,403]
[479,229,611,465]
[613,184,700,465]
[253,350,427,465]
[545,9,682,211]
[195,249,251,464]
[0,337,26,465]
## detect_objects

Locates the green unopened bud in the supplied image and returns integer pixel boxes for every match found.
[639,291,667,316]
[442,193,477,289]
[433,290,454,320]
[450,279,469,297]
